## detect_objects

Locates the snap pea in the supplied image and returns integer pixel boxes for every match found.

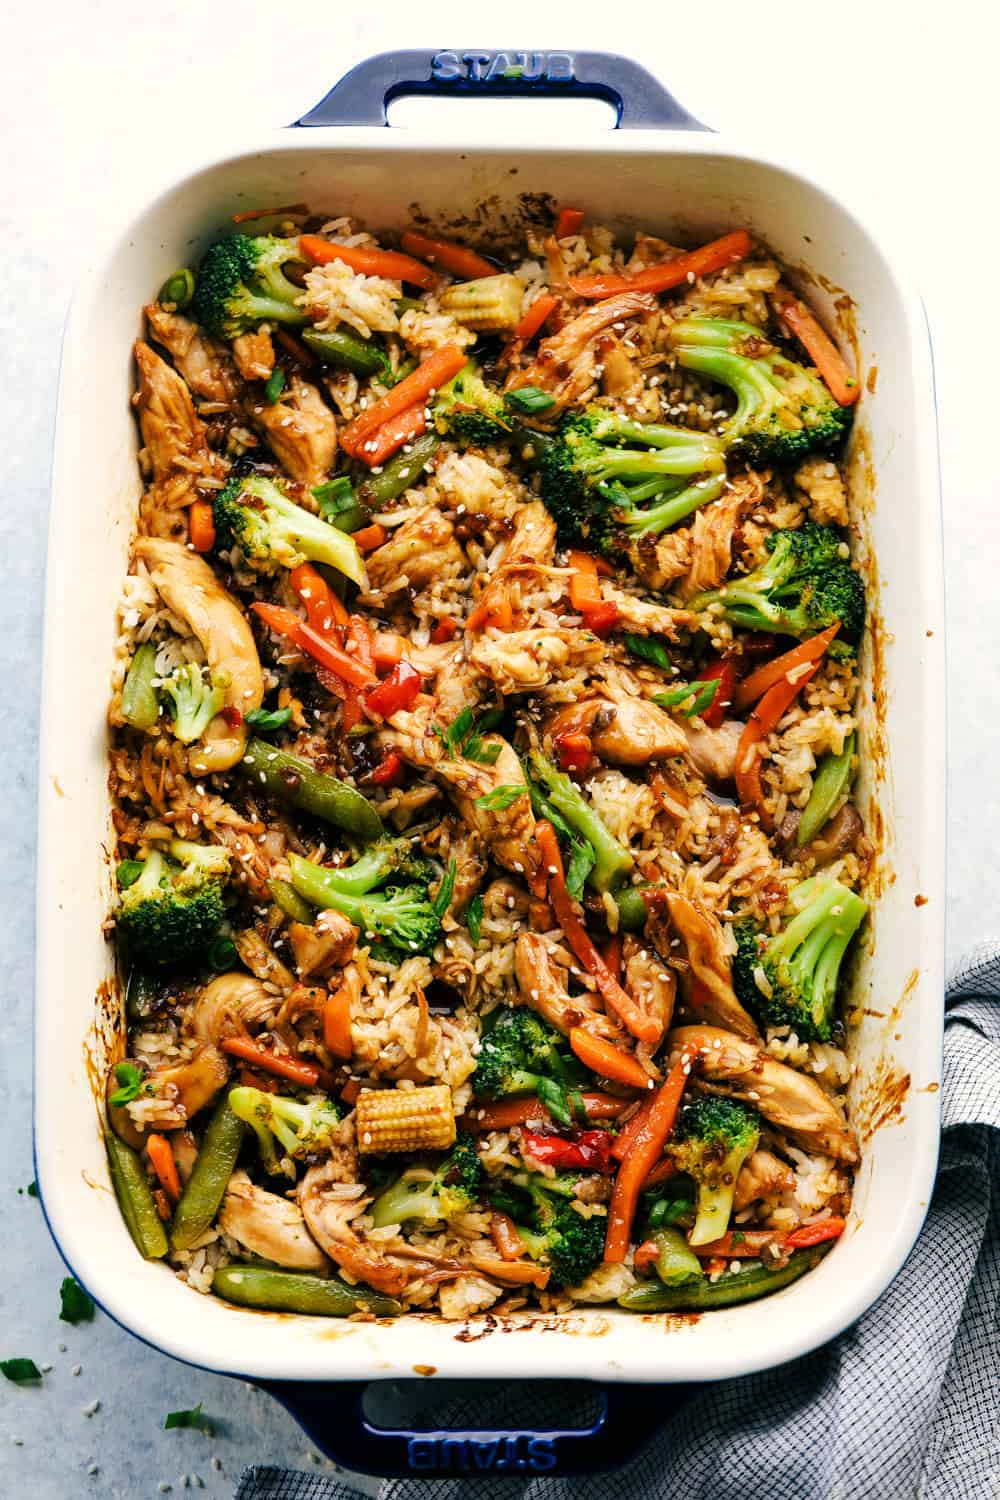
[651,1227,704,1286]
[105,1133,168,1260]
[393,296,424,315]
[125,967,160,1023]
[301,327,388,379]
[121,643,159,731]
[159,268,195,309]
[268,877,315,924]
[170,1097,244,1252]
[359,433,440,508]
[240,738,383,844]
[614,886,653,932]
[212,1265,401,1318]
[618,1245,831,1312]
[797,734,856,847]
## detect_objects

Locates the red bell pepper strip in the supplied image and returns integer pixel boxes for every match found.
[399,230,496,281]
[364,660,422,718]
[783,1217,847,1250]
[370,750,405,787]
[252,603,376,690]
[697,656,738,728]
[431,616,458,644]
[556,207,585,240]
[569,230,753,301]
[554,731,592,776]
[521,1128,613,1175]
[632,1240,660,1271]
[299,233,440,290]
[604,1045,699,1263]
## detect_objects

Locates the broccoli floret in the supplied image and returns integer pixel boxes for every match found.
[159,663,227,745]
[526,749,633,893]
[730,877,868,1042]
[309,839,435,899]
[539,407,726,552]
[493,1174,605,1286]
[670,316,853,464]
[228,1086,341,1174]
[288,853,442,959]
[473,1009,584,1126]
[370,1135,483,1228]
[116,840,230,966]
[431,364,512,446]
[669,1096,761,1246]
[213,474,367,587]
[688,522,865,642]
[192,234,308,341]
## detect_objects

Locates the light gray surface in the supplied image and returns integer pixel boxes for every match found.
[3,3,999,1495]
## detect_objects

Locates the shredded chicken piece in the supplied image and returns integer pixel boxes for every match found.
[733,1150,796,1211]
[187,973,275,1046]
[133,343,225,530]
[515,932,619,1038]
[366,509,465,592]
[252,375,337,485]
[470,627,604,695]
[232,328,275,382]
[676,486,749,601]
[287,910,357,978]
[298,1135,409,1295]
[599,587,695,638]
[233,928,295,992]
[143,304,239,403]
[670,1025,858,1163]
[513,291,657,407]
[547,693,688,767]
[660,892,760,1042]
[679,718,743,784]
[133,538,264,773]
[623,935,675,1044]
[500,500,557,567]
[147,1045,229,1126]
[435,737,542,886]
[220,1171,330,1271]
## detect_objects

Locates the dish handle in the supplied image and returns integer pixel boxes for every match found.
[257,1378,673,1478]
[293,50,707,131]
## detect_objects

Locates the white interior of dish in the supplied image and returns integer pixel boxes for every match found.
[36,132,945,1383]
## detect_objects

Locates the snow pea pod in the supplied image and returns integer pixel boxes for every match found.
[618,1244,831,1311]
[170,1096,244,1252]
[121,643,159,731]
[360,433,440,508]
[797,733,856,846]
[105,1132,168,1260]
[651,1227,703,1286]
[301,327,388,379]
[240,738,383,844]
[212,1265,401,1318]
[267,877,315,924]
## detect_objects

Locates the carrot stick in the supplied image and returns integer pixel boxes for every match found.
[323,986,353,1060]
[535,822,661,1045]
[514,294,558,342]
[601,934,623,978]
[352,523,388,553]
[611,1093,656,1163]
[567,550,603,612]
[735,662,822,824]
[639,1156,679,1191]
[188,501,216,553]
[340,345,468,457]
[340,614,376,732]
[783,1216,847,1250]
[569,230,753,301]
[771,286,860,407]
[299,233,440,290]
[490,1212,528,1261]
[734,624,840,711]
[220,1036,320,1088]
[290,563,349,637]
[604,1045,698,1262]
[462,1092,631,1132]
[146,1133,181,1203]
[252,602,376,689]
[556,208,585,240]
[465,581,513,632]
[400,230,496,281]
[354,403,426,469]
[569,1027,654,1092]
[373,631,407,670]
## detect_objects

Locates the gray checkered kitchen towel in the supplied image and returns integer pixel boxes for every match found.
[237,948,1000,1500]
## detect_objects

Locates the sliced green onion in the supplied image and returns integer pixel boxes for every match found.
[312,476,366,533]
[244,706,293,734]
[159,269,195,308]
[653,678,720,717]
[264,368,286,404]
[1,1358,42,1384]
[59,1277,95,1325]
[624,634,673,671]
[432,859,457,918]
[506,385,556,415]
[467,894,483,946]
[474,784,527,811]
[116,860,145,890]
[164,1404,203,1430]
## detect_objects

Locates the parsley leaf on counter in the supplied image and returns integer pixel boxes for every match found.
[59,1276,95,1325]
[2,1358,41,1384]
[165,1403,203,1430]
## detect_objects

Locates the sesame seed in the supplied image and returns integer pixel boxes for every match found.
[83,1399,101,1416]
[71,1364,82,1376]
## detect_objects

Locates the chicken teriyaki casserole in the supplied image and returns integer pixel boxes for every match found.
[104,206,869,1321]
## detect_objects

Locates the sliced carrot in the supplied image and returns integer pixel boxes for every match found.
[341,615,376,732]
[431,616,458,644]
[372,631,407,670]
[299,233,439,290]
[535,821,661,1045]
[784,1216,847,1250]
[600,934,623,978]
[354,403,427,469]
[639,1156,679,1191]
[323,985,353,1060]
[340,345,468,457]
[400,230,496,281]
[290,562,348,637]
[145,1133,181,1204]
[568,550,603,612]
[232,203,308,224]
[252,602,376,690]
[465,581,514,632]
[771,286,860,407]
[462,1092,631,1132]
[735,662,822,824]
[490,1211,528,1261]
[340,1077,362,1107]
[556,207,585,240]
[611,1093,655,1163]
[514,294,558,342]
[569,229,753,301]
[220,1036,320,1088]
[352,523,388,553]
[569,1027,653,1092]
[188,501,216,553]
[604,1045,698,1263]
[632,1239,660,1272]
[734,624,840,711]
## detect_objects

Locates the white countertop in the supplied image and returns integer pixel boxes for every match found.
[4,3,998,1494]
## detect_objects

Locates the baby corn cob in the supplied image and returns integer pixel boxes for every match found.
[440,274,524,332]
[355,1084,456,1154]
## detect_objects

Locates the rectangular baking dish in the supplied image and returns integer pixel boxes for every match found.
[35,47,945,1455]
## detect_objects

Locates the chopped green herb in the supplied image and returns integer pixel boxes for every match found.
[116,860,145,890]
[432,859,457,918]
[108,1061,144,1108]
[244,706,293,734]
[434,706,475,756]
[164,1403,203,1430]
[312,476,366,533]
[475,707,504,734]
[434,707,504,764]
[385,356,418,387]
[264,367,286,404]
[393,297,424,316]
[506,385,556,416]
[207,936,239,972]
[467,894,483,946]
[474,783,526,812]
[1,1358,41,1384]
[653,678,721,718]
[462,735,502,766]
[565,839,596,900]
[623,633,674,672]
[59,1276,95,1325]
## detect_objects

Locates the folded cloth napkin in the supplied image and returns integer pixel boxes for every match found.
[237,948,1000,1500]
